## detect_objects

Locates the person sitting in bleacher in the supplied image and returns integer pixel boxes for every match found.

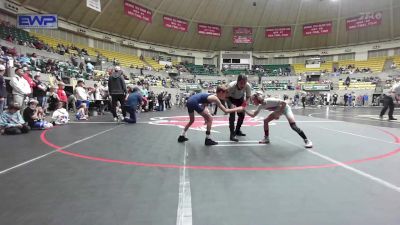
[0,103,30,135]
[22,99,52,130]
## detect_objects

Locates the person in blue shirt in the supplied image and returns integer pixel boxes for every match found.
[178,85,244,146]
[124,85,142,124]
[0,102,30,135]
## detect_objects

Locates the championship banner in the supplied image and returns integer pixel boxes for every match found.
[265,26,292,38]
[124,0,152,23]
[198,23,221,37]
[303,21,332,36]
[233,35,253,44]
[233,27,252,35]
[163,15,188,32]
[346,11,382,30]
[87,0,101,12]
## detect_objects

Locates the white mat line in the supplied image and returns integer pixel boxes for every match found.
[176,142,193,225]
[276,137,400,193]
[214,144,264,147]
[0,126,119,176]
[310,126,400,145]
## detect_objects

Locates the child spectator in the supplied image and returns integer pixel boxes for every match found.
[75,102,88,120]
[23,99,53,129]
[47,86,59,112]
[57,82,68,107]
[52,102,69,125]
[0,103,30,135]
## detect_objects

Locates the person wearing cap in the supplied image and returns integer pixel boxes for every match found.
[32,72,47,108]
[23,99,52,129]
[75,80,91,111]
[379,82,400,120]
[57,82,68,108]
[22,67,35,93]
[10,68,31,109]
[226,74,251,142]
[0,64,6,114]
[108,66,127,121]
[244,91,313,148]
[0,102,30,135]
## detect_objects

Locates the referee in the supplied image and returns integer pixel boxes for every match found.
[227,75,252,142]
[379,82,400,120]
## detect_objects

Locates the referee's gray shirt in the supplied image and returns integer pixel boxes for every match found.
[227,81,252,100]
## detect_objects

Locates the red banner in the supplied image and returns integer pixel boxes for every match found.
[124,0,152,23]
[233,27,252,35]
[198,23,221,37]
[233,35,253,44]
[346,12,382,30]
[163,15,188,32]
[265,26,292,38]
[303,22,332,36]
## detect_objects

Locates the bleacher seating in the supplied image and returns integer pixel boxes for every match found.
[222,69,246,75]
[144,57,164,71]
[293,62,332,74]
[30,32,145,68]
[257,64,291,76]
[186,63,218,76]
[338,82,376,90]
[0,25,37,43]
[393,56,400,67]
[338,57,385,73]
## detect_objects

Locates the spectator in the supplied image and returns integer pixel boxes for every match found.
[47,86,59,112]
[75,102,88,120]
[0,64,6,114]
[75,80,90,109]
[22,99,52,129]
[10,68,31,108]
[32,73,47,108]
[0,103,30,135]
[124,86,142,123]
[52,102,69,125]
[108,66,127,121]
[57,82,68,107]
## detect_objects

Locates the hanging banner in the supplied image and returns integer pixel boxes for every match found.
[265,26,292,38]
[233,35,253,44]
[163,15,188,32]
[346,11,382,30]
[87,0,101,12]
[124,0,152,23]
[233,27,252,35]
[303,21,332,36]
[198,23,221,37]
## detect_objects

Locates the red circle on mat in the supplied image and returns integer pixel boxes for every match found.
[40,128,400,171]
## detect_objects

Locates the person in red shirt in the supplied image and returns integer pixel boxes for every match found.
[57,82,68,107]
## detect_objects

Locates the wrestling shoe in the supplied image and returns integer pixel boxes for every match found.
[205,138,218,146]
[305,139,313,148]
[388,117,397,121]
[259,137,270,144]
[178,135,189,143]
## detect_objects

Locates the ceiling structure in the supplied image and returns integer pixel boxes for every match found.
[14,0,400,52]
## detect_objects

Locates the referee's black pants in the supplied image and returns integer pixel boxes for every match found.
[380,95,395,119]
[227,97,245,135]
